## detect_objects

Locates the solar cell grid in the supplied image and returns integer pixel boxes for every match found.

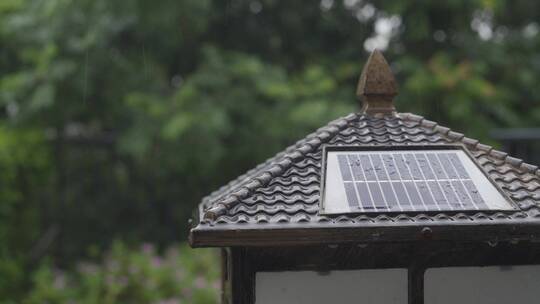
[393,154,412,180]
[335,151,490,212]
[360,155,377,181]
[382,155,400,181]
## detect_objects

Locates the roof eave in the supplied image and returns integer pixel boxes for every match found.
[189,220,540,248]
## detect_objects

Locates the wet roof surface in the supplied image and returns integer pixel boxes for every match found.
[190,112,540,246]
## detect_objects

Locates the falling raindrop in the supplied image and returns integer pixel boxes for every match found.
[487,240,498,247]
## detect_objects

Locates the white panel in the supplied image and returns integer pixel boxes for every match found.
[324,151,350,213]
[425,265,540,304]
[454,151,509,210]
[322,149,514,214]
[256,269,407,304]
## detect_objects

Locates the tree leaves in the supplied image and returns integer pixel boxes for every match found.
[0,0,540,299]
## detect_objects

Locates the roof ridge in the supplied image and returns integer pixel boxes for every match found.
[202,113,358,221]
[398,112,540,177]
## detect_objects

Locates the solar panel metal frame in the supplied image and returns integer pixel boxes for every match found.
[319,145,518,215]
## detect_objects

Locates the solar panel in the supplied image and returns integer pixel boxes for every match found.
[321,147,515,214]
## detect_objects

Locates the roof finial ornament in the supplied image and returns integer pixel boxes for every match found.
[357,49,398,117]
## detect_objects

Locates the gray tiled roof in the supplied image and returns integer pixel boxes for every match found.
[190,112,540,246]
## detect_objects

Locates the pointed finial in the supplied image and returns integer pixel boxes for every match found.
[356,50,398,116]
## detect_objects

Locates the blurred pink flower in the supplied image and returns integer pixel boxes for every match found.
[142,243,154,254]
[194,276,207,289]
[151,256,162,267]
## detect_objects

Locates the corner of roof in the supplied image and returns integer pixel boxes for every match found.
[200,112,360,221]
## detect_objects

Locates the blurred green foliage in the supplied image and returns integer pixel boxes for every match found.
[0,0,539,300]
[24,243,219,304]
